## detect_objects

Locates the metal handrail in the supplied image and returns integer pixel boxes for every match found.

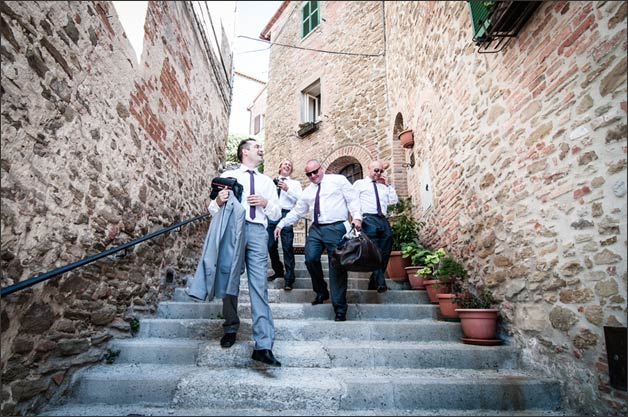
[0,213,211,297]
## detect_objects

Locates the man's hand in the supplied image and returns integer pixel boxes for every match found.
[273,227,282,240]
[278,180,289,192]
[247,195,268,208]
[352,219,362,231]
[216,189,229,206]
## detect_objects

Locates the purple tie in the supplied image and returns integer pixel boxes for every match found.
[313,184,321,225]
[373,181,383,216]
[247,170,256,220]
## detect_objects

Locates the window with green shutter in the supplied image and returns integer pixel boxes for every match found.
[468,0,493,42]
[301,1,320,38]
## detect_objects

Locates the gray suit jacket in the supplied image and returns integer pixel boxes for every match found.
[186,192,246,301]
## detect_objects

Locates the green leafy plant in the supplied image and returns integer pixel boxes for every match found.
[454,283,496,309]
[104,348,121,364]
[388,198,424,251]
[416,248,446,277]
[130,318,140,336]
[434,256,468,284]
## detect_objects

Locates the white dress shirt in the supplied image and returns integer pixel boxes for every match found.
[277,176,302,210]
[278,174,362,229]
[208,164,281,227]
[353,176,399,216]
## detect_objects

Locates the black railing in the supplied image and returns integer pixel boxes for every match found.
[0,213,211,297]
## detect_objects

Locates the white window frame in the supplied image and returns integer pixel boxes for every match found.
[301,80,321,124]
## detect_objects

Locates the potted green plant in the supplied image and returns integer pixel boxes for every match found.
[417,248,447,303]
[297,121,318,137]
[454,283,501,345]
[386,198,424,281]
[434,257,468,320]
[401,242,430,289]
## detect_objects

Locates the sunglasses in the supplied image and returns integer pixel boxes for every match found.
[305,167,321,177]
[373,168,384,173]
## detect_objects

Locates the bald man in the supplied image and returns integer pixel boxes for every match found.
[352,161,398,292]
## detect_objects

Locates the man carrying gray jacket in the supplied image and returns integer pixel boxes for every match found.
[209,138,282,367]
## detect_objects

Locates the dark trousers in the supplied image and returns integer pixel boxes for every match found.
[304,222,348,316]
[361,214,393,288]
[266,209,295,284]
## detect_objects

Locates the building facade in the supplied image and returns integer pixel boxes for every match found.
[261,1,627,415]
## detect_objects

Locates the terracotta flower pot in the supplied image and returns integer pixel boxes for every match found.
[455,308,499,340]
[423,279,452,304]
[398,129,414,148]
[405,266,425,289]
[386,251,410,281]
[437,293,461,319]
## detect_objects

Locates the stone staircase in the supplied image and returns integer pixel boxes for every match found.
[41,256,566,416]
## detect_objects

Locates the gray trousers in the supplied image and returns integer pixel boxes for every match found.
[222,222,275,350]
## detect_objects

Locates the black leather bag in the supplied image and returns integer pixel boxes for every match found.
[210,177,243,202]
[331,227,383,272]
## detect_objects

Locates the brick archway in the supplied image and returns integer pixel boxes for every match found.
[322,145,373,174]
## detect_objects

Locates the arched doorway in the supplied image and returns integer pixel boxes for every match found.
[339,163,363,184]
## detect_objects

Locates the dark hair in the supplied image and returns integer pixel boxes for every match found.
[237,138,256,162]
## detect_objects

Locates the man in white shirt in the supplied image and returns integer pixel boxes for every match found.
[353,161,399,293]
[210,138,282,366]
[274,159,362,322]
[267,159,303,290]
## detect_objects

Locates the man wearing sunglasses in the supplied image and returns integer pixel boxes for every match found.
[353,161,399,293]
[274,159,362,322]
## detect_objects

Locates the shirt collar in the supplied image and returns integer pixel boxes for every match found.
[239,164,257,174]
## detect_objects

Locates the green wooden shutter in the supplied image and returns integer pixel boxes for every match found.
[302,1,320,38]
[468,0,492,40]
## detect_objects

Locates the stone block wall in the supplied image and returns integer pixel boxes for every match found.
[263,0,389,185]
[0,1,230,414]
[385,1,626,414]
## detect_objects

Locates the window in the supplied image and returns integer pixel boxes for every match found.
[301,80,321,124]
[254,115,261,135]
[339,163,363,184]
[301,1,320,38]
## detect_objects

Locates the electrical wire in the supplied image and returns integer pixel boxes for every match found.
[237,35,383,58]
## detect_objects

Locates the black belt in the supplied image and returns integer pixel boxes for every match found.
[364,213,386,218]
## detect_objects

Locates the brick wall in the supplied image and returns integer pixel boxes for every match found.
[264,1,627,414]
[0,1,230,414]
[385,1,626,414]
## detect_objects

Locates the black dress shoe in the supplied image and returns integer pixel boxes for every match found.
[311,293,330,305]
[267,273,284,281]
[377,285,388,293]
[251,349,281,367]
[283,283,293,291]
[334,313,347,322]
[220,333,236,348]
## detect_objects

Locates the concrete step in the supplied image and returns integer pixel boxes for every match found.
[173,287,428,304]
[54,364,562,412]
[41,404,571,416]
[267,276,411,291]
[157,301,438,320]
[110,338,519,370]
[137,318,462,342]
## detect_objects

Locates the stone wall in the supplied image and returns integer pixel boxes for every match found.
[263,1,389,187]
[0,1,230,414]
[384,1,626,415]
